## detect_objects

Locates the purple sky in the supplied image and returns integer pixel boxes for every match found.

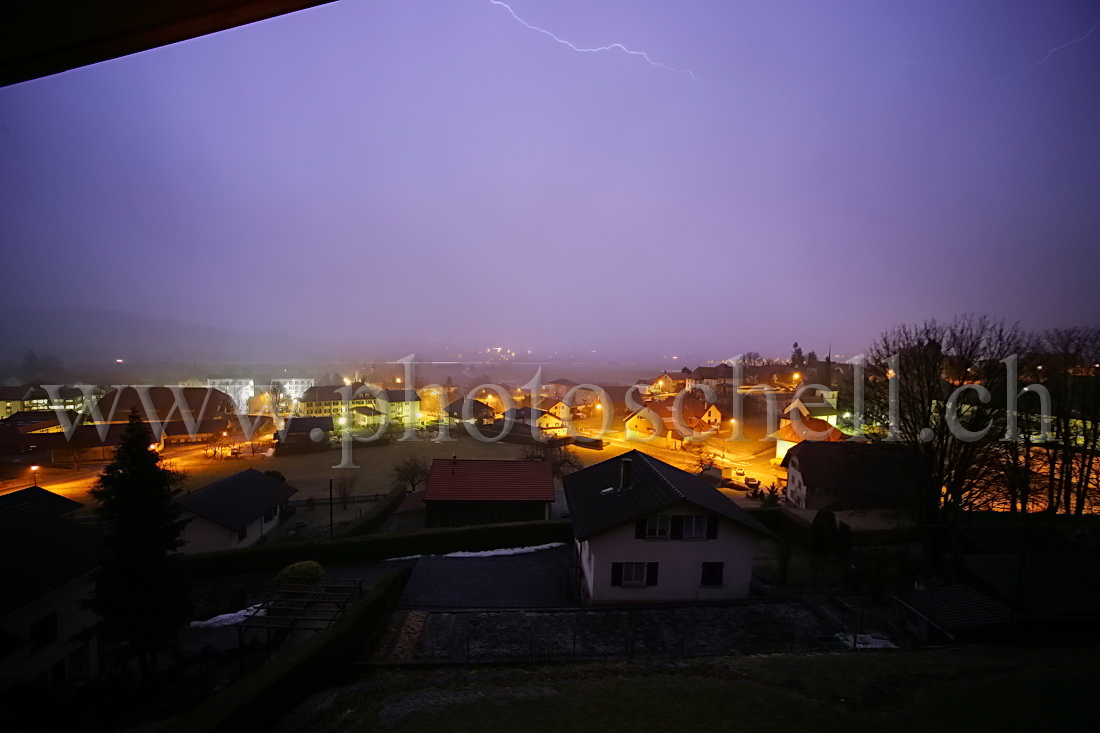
[2,0,1098,360]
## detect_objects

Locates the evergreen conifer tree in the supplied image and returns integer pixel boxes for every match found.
[91,409,191,676]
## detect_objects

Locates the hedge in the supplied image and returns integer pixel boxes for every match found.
[164,566,410,733]
[337,485,407,537]
[186,519,573,579]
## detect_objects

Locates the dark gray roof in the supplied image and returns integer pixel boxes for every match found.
[0,485,82,516]
[563,450,773,541]
[176,469,297,533]
[782,441,920,499]
[381,389,418,403]
[446,398,493,418]
[284,415,334,434]
[92,387,235,423]
[505,407,548,421]
[895,584,1012,636]
[0,499,106,616]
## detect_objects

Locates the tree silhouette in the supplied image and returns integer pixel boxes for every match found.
[20,350,39,379]
[523,442,583,479]
[393,455,430,491]
[90,409,191,678]
[790,343,805,370]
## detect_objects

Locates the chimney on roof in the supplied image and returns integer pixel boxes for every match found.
[619,456,632,492]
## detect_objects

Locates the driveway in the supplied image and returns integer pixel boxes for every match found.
[398,544,578,609]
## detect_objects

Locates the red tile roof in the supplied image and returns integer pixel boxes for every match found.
[424,458,555,502]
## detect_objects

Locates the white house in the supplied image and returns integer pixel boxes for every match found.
[538,397,572,423]
[502,407,567,438]
[563,450,773,604]
[176,469,297,554]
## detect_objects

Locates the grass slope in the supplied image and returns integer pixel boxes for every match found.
[302,646,1097,733]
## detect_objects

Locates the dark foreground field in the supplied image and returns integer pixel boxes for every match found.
[288,645,1096,733]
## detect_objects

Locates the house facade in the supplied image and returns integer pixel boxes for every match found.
[296,383,376,419]
[538,397,572,423]
[381,389,421,426]
[0,488,106,693]
[564,451,772,604]
[502,407,567,438]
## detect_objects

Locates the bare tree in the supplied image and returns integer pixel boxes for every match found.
[333,475,356,510]
[1032,327,1100,514]
[393,455,430,492]
[681,440,718,473]
[865,316,1026,533]
[204,432,231,459]
[268,380,290,416]
[523,442,583,480]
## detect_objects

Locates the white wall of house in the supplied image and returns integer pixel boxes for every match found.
[0,572,99,692]
[775,437,796,463]
[179,507,283,554]
[786,458,807,508]
[579,502,761,603]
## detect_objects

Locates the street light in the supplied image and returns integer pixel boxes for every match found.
[30,465,39,487]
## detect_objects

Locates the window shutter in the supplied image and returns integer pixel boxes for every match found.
[701,561,724,586]
[645,562,659,586]
[706,515,718,539]
[611,562,624,586]
[670,515,684,540]
[635,520,646,539]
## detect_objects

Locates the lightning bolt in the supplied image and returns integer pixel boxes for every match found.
[1001,18,1100,79]
[488,0,728,92]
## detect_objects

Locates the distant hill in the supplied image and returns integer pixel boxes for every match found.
[0,305,321,364]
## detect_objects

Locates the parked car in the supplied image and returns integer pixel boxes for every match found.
[734,467,746,477]
[744,477,760,489]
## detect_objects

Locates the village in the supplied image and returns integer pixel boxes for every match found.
[4,1,1099,729]
[1,338,1098,730]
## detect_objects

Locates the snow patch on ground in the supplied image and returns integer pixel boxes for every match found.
[386,542,565,562]
[190,604,265,628]
[835,632,898,649]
